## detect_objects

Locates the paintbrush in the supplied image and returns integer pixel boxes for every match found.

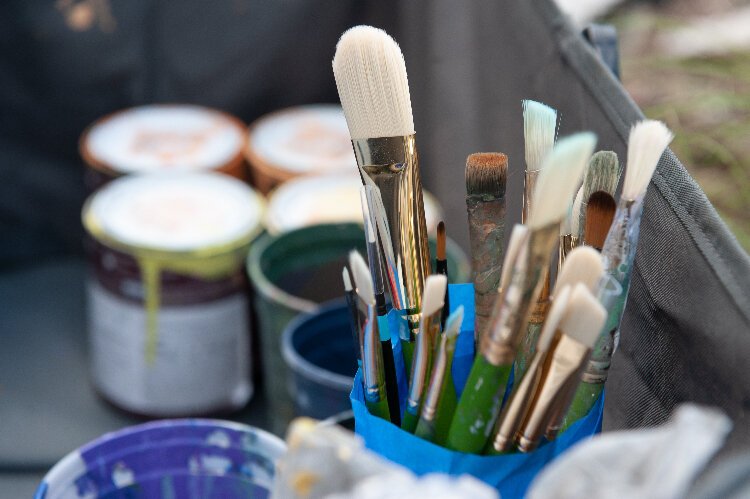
[342,267,362,370]
[402,274,447,433]
[360,185,401,425]
[333,26,431,368]
[436,221,450,330]
[558,186,583,273]
[465,152,508,345]
[517,100,559,383]
[516,283,607,452]
[414,305,464,445]
[485,285,572,454]
[445,132,596,454]
[584,191,617,251]
[563,120,673,428]
[577,151,622,241]
[350,250,391,422]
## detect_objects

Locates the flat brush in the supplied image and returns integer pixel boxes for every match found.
[414,306,463,445]
[333,26,431,354]
[436,221,450,330]
[563,119,673,428]
[350,250,390,422]
[360,186,401,425]
[465,152,508,344]
[445,132,595,454]
[402,275,447,433]
[584,191,617,251]
[517,283,607,452]
[486,285,571,454]
[577,151,622,241]
[342,267,362,369]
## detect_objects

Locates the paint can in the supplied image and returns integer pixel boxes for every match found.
[34,419,285,499]
[80,104,248,192]
[244,104,355,193]
[82,173,265,417]
[263,171,444,235]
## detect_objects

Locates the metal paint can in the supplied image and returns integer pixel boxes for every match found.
[263,171,444,235]
[80,104,248,192]
[244,104,354,193]
[82,173,264,417]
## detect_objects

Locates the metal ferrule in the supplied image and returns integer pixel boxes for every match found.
[353,135,431,337]
[517,335,591,452]
[406,310,441,415]
[420,331,457,423]
[481,222,559,366]
[558,234,580,274]
[362,303,386,404]
[522,169,540,224]
[490,346,550,453]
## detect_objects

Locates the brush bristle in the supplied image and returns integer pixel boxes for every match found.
[465,152,508,197]
[349,250,374,305]
[528,132,597,229]
[584,191,617,250]
[555,246,604,293]
[523,100,558,172]
[569,187,583,236]
[332,26,414,140]
[622,120,673,200]
[500,224,529,291]
[583,151,621,201]
[537,285,571,351]
[422,274,447,317]
[559,283,607,348]
[444,305,464,339]
[342,267,352,292]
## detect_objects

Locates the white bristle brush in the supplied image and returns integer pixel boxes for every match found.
[349,250,374,306]
[555,246,604,294]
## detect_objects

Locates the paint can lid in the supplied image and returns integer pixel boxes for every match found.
[83,173,264,252]
[246,104,355,175]
[263,172,443,235]
[82,105,246,174]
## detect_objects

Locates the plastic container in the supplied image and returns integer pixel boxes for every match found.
[83,173,265,417]
[80,104,249,192]
[281,299,355,420]
[247,222,470,434]
[35,419,286,499]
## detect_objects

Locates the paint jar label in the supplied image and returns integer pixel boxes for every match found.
[88,280,251,415]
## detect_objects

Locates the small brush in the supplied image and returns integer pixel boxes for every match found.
[436,221,450,330]
[563,120,673,428]
[465,152,508,344]
[402,274,447,433]
[334,26,431,349]
[342,267,362,370]
[577,151,622,241]
[486,285,572,454]
[445,132,595,454]
[414,305,464,445]
[350,250,390,422]
[584,191,617,251]
[517,283,607,452]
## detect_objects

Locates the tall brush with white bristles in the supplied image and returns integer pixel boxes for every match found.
[522,100,559,223]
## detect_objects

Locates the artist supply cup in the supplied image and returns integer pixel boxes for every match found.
[247,222,470,435]
[35,419,285,499]
[281,299,357,421]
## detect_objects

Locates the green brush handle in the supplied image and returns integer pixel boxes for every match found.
[414,416,436,442]
[401,339,414,372]
[562,381,603,431]
[366,396,391,422]
[402,408,419,433]
[445,357,512,453]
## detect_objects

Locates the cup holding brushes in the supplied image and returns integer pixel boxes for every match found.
[517,283,607,453]
[349,250,391,422]
[402,275,447,433]
[563,120,673,428]
[445,133,596,454]
[333,26,431,354]
[415,306,464,445]
[465,153,508,344]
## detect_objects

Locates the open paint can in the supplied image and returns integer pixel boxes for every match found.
[244,104,355,193]
[35,419,286,499]
[80,104,248,191]
[263,171,444,235]
[82,173,265,417]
